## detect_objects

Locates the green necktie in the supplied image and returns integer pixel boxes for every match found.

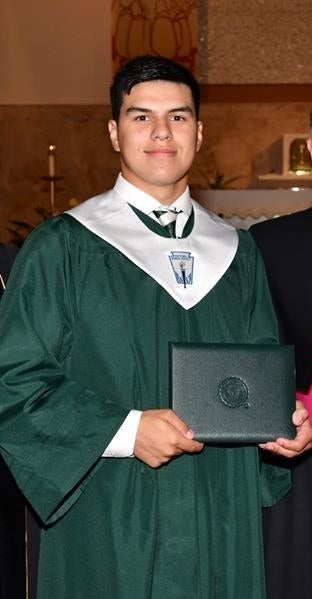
[153,209,182,238]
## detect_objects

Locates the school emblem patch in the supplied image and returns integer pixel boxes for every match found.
[169,251,194,288]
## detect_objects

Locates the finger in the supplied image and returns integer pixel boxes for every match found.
[259,436,312,457]
[259,441,298,458]
[292,407,308,427]
[176,435,204,454]
[165,409,195,437]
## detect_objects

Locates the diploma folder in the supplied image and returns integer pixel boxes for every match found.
[170,343,296,443]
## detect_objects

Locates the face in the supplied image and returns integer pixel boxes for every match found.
[108,80,202,204]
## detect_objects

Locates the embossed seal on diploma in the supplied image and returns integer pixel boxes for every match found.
[218,377,249,408]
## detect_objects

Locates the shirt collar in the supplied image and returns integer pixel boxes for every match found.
[114,173,193,220]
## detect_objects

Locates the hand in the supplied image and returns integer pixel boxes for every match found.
[307,137,312,157]
[134,408,204,468]
[259,400,312,458]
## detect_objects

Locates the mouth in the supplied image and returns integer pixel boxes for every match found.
[145,149,176,158]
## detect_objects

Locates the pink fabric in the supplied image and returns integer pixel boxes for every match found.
[296,385,312,422]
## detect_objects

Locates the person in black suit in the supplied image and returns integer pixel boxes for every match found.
[0,242,26,599]
[250,204,312,599]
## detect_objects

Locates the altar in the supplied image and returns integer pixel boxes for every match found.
[192,188,312,229]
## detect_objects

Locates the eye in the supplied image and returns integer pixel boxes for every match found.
[170,114,185,121]
[135,114,148,121]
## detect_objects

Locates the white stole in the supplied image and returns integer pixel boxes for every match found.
[66,185,238,310]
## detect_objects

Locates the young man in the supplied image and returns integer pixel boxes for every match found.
[0,56,311,599]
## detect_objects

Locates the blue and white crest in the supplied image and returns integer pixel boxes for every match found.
[169,251,194,288]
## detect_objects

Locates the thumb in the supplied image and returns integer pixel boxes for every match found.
[166,410,195,438]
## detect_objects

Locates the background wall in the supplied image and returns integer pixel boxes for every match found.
[0,0,112,104]
[203,1,312,84]
[1,1,311,244]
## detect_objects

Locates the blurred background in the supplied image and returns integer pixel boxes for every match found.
[1,0,312,243]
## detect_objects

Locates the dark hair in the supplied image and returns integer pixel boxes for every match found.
[110,55,200,121]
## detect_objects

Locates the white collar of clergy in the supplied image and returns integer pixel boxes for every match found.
[66,180,238,310]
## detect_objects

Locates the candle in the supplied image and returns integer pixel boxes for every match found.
[48,145,56,178]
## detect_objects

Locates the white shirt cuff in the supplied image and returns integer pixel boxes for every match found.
[102,410,142,457]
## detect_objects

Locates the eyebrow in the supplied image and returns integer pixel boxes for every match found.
[125,105,194,115]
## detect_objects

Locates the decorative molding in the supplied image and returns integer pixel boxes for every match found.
[200,84,312,103]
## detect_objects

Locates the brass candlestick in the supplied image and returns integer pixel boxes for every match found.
[41,175,63,214]
[41,145,63,214]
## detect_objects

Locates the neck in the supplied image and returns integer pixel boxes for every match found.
[120,172,188,205]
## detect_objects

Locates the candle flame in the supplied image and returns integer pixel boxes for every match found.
[48,145,56,153]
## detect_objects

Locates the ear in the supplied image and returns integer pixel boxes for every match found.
[196,121,203,152]
[108,120,120,152]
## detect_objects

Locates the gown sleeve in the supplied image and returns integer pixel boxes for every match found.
[0,217,129,524]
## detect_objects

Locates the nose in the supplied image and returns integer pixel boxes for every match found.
[151,118,172,141]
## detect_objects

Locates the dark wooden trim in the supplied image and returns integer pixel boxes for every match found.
[200,84,312,103]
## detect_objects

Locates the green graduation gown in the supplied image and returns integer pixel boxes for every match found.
[0,211,291,599]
